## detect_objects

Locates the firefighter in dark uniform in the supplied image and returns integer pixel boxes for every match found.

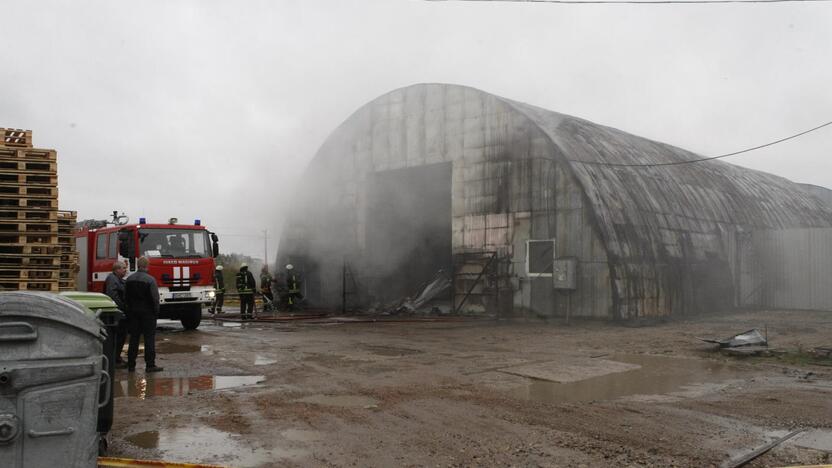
[260,265,274,307]
[211,265,225,314]
[125,256,164,373]
[236,263,256,320]
[285,264,302,310]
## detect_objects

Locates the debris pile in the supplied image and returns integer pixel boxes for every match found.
[700,329,771,356]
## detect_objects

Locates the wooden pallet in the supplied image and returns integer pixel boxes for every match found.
[57,211,76,225]
[0,268,59,280]
[60,251,78,262]
[58,268,77,281]
[0,147,56,161]
[0,280,59,292]
[0,221,59,234]
[0,234,59,245]
[0,128,32,148]
[0,209,58,221]
[0,255,60,268]
[0,173,57,186]
[0,160,57,173]
[0,244,60,255]
[57,210,76,220]
[56,209,77,292]
[0,197,59,209]
[58,224,74,235]
[0,184,58,198]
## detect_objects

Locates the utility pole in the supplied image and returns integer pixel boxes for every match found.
[342,257,347,315]
[263,229,268,270]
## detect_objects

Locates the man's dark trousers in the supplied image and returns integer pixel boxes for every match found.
[127,313,157,368]
[240,294,254,319]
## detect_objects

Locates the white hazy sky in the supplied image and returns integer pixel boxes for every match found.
[2,0,830,258]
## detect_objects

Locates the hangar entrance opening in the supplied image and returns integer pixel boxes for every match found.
[366,162,453,305]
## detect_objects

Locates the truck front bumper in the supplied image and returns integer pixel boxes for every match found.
[158,286,216,306]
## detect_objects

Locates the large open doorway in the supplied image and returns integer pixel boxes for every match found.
[365,162,453,305]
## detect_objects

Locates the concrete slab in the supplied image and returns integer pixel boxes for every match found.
[792,430,832,453]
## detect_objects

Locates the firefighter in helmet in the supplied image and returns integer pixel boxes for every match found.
[285,264,302,310]
[236,263,256,320]
[260,265,274,309]
[211,265,225,314]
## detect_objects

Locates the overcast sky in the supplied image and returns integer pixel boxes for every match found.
[2,0,830,259]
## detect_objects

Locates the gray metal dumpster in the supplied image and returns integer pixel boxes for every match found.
[0,291,107,468]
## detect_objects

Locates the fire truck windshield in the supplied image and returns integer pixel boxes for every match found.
[138,229,211,259]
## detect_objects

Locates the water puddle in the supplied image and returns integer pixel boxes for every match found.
[156,341,199,354]
[295,394,379,408]
[509,354,746,404]
[155,340,215,355]
[125,426,304,465]
[115,375,265,399]
[126,430,160,448]
[255,355,278,365]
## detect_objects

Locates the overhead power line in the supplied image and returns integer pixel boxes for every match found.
[428,0,832,4]
[569,119,832,167]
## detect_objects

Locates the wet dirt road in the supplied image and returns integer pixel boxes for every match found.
[107,310,832,467]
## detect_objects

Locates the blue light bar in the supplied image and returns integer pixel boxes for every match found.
[194,219,201,226]
[139,217,146,224]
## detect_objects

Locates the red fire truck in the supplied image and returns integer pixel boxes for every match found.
[74,215,219,330]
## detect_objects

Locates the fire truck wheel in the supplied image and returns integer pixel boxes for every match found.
[180,305,202,330]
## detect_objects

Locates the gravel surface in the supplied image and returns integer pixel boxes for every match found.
[106,309,832,467]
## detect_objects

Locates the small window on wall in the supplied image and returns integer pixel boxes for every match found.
[96,233,108,259]
[108,232,119,258]
[527,239,555,277]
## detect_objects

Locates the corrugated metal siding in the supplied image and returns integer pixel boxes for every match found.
[739,228,832,311]
[801,184,832,206]
[506,100,832,319]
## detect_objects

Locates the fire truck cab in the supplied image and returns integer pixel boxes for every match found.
[75,217,219,330]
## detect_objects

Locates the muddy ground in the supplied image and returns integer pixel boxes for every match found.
[106,309,832,467]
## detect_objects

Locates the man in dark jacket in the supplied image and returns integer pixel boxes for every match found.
[125,256,163,373]
[104,261,128,366]
[236,263,256,320]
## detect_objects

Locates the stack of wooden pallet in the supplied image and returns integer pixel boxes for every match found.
[0,128,64,292]
[57,210,77,290]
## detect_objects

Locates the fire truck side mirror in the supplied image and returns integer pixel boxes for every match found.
[118,230,136,269]
[209,232,219,258]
